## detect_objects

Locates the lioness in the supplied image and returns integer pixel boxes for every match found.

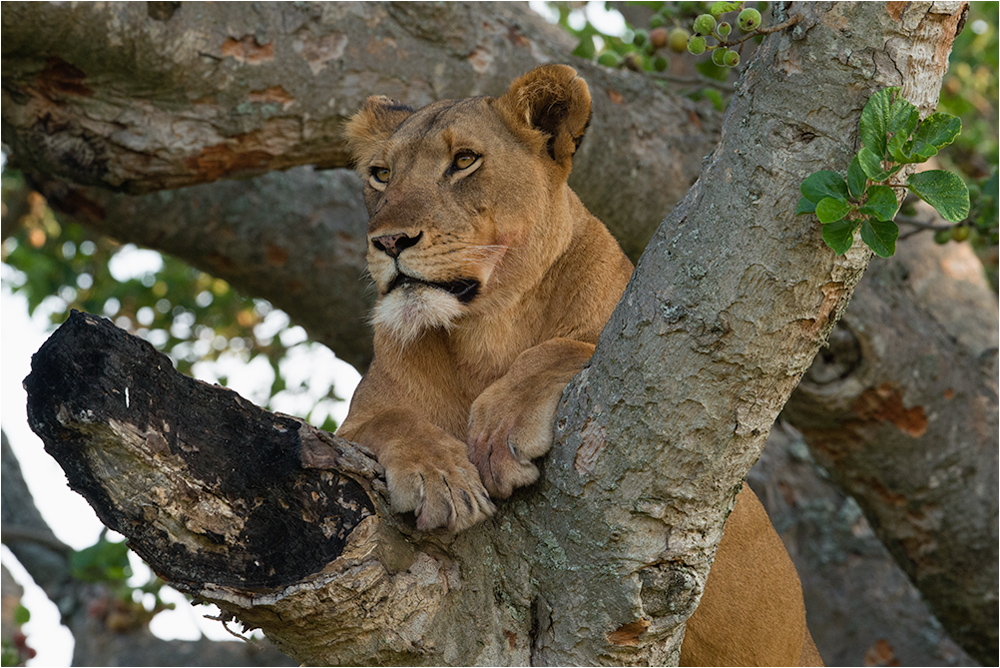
[339,64,821,666]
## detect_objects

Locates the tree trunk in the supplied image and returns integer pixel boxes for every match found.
[784,224,999,664]
[21,2,971,665]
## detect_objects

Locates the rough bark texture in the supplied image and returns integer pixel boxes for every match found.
[749,423,978,667]
[784,226,999,664]
[9,0,989,665]
[21,3,972,665]
[1,431,296,667]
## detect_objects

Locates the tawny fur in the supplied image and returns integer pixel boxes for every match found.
[338,64,821,666]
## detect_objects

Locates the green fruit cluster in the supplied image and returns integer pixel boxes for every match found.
[684,4,769,68]
[591,2,770,76]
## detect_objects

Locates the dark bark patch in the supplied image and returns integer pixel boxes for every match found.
[186,144,274,182]
[36,57,93,98]
[267,243,289,267]
[25,311,375,590]
[147,2,181,21]
[248,86,295,111]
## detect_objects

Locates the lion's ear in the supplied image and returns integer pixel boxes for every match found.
[344,95,414,170]
[496,64,592,166]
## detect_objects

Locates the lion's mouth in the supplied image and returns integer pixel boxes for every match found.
[387,273,480,304]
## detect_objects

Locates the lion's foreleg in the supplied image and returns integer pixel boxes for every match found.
[466,337,595,498]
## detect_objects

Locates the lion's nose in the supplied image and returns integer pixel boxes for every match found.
[371,232,422,258]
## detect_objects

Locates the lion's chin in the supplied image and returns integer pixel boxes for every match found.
[371,285,464,346]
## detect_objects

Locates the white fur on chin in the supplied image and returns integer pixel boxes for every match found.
[371,285,463,346]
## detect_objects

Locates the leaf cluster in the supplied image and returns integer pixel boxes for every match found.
[798,88,970,257]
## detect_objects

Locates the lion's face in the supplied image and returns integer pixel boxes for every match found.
[346,66,592,345]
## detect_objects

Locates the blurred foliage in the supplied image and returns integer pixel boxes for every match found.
[549,1,771,109]
[1,170,344,432]
[935,2,999,260]
[68,532,176,632]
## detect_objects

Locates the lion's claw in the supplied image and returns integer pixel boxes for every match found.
[384,447,494,532]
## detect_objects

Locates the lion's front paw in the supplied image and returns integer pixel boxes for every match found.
[467,386,559,499]
[382,442,495,532]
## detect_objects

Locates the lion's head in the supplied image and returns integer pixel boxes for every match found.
[345,65,592,345]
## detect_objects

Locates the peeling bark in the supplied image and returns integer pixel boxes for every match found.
[1,432,296,667]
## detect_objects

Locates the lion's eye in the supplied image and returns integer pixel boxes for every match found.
[452,152,479,171]
[370,166,391,184]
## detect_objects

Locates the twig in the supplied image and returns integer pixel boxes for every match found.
[649,72,736,93]
[717,15,804,49]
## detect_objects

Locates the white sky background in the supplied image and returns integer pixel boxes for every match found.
[1,3,627,665]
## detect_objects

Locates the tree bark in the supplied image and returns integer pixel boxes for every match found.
[11,5,995,660]
[1,431,296,667]
[749,423,978,667]
[1,0,718,260]
[21,3,976,664]
[784,225,999,664]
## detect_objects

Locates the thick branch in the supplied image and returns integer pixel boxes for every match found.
[35,167,377,371]
[522,2,967,663]
[25,312,538,665]
[2,431,296,667]
[784,231,999,664]
[2,1,719,259]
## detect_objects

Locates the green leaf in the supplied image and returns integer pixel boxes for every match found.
[816,197,853,223]
[888,97,919,136]
[860,217,899,257]
[913,112,962,151]
[695,59,730,82]
[14,604,30,626]
[859,87,899,157]
[70,536,133,583]
[822,219,856,255]
[859,185,900,221]
[796,196,817,215]
[907,170,971,222]
[909,140,939,162]
[801,170,849,203]
[710,1,741,17]
[702,87,725,112]
[887,131,910,163]
[857,147,899,181]
[847,155,867,198]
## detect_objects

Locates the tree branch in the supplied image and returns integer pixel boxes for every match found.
[784,230,999,664]
[1,430,296,667]
[14,1,980,665]
[2,1,721,259]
